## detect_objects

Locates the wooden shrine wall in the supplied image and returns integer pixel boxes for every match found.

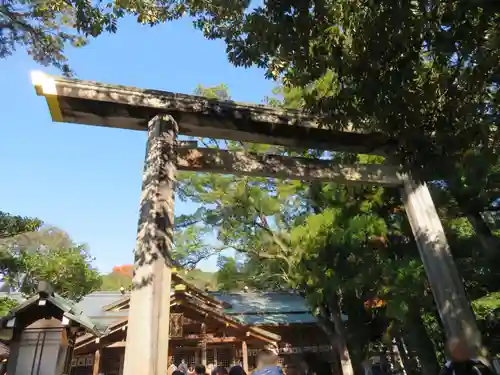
[72,319,338,374]
[170,323,337,370]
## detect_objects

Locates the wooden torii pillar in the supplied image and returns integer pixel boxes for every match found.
[122,115,177,375]
[401,176,482,355]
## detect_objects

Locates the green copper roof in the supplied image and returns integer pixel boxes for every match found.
[209,292,311,313]
[0,292,104,336]
[232,313,317,325]
[208,292,318,325]
[0,290,322,328]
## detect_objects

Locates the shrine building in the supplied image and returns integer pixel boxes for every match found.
[0,272,339,375]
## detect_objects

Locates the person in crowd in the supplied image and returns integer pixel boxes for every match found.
[168,359,178,375]
[207,363,215,375]
[188,365,196,375]
[179,359,189,375]
[370,358,386,375]
[196,364,207,375]
[284,364,301,375]
[361,359,373,375]
[0,359,7,375]
[173,371,186,375]
[439,337,495,375]
[212,365,229,375]
[229,365,247,375]
[252,348,284,375]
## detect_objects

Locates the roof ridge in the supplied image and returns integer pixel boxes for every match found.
[86,291,128,295]
[210,291,301,295]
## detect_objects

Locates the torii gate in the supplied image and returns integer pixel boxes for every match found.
[31,71,483,375]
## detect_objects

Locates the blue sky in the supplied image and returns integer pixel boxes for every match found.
[0,16,275,273]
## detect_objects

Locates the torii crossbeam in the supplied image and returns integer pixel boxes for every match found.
[31,72,484,375]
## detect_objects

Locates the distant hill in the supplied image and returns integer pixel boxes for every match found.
[100,265,217,291]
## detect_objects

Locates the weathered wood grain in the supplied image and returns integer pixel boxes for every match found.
[176,148,402,186]
[401,175,484,359]
[33,73,396,155]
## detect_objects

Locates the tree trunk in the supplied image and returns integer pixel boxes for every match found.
[465,211,499,254]
[330,305,355,375]
[316,305,355,375]
[342,298,370,375]
[452,193,499,255]
[403,310,440,375]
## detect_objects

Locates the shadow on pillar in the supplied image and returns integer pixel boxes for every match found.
[401,177,484,358]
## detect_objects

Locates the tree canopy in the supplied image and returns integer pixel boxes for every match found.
[216,255,245,292]
[100,264,217,291]
[0,0,245,73]
[192,1,500,256]
[0,211,42,240]
[0,212,101,306]
[1,0,117,73]
[176,82,500,375]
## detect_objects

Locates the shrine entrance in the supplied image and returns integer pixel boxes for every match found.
[72,272,278,375]
[32,71,483,375]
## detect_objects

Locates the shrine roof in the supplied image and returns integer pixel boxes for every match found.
[74,291,128,316]
[0,291,127,328]
[0,284,334,326]
[0,290,321,326]
[209,292,318,325]
[0,290,103,336]
[232,313,317,325]
[78,291,322,326]
[74,290,281,351]
[211,292,310,313]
